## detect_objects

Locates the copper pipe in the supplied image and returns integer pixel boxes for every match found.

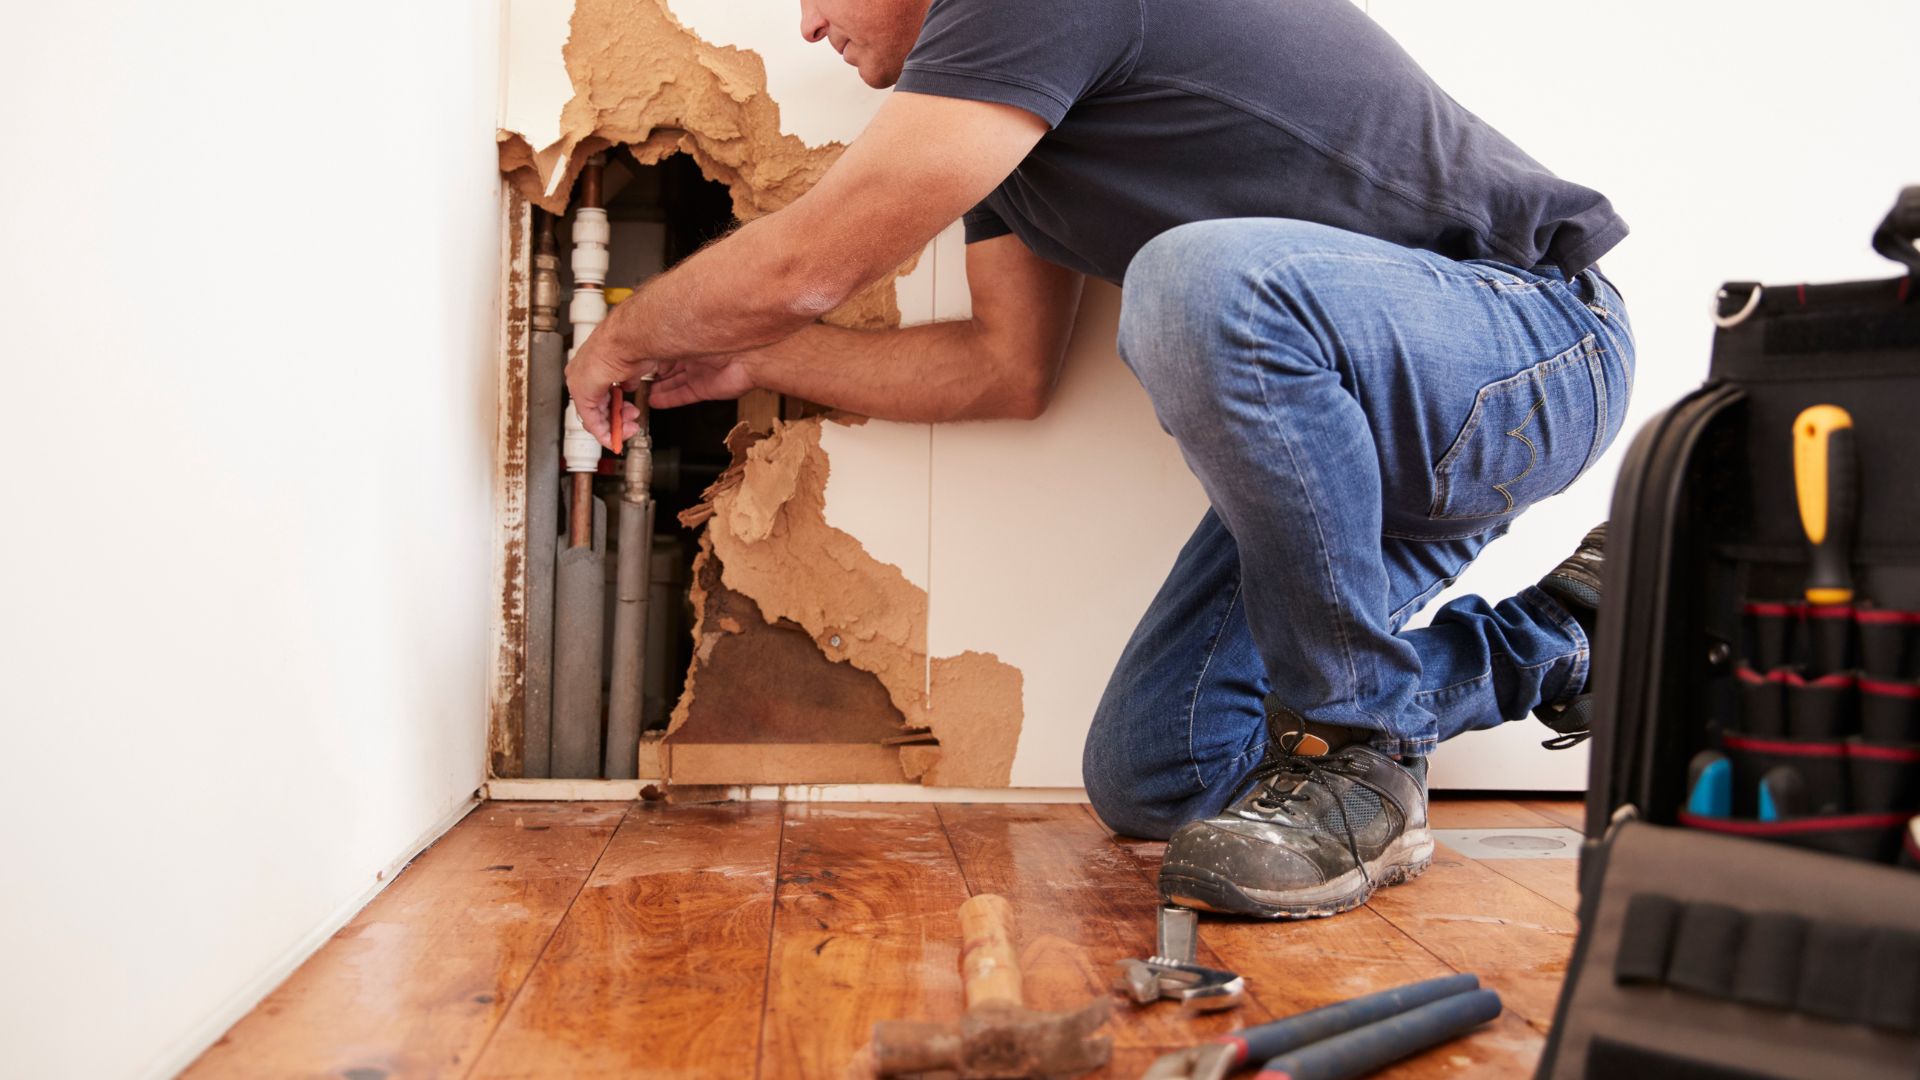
[579,156,604,210]
[570,473,595,548]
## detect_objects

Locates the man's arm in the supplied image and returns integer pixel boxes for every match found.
[567,91,1049,446]
[649,234,1084,422]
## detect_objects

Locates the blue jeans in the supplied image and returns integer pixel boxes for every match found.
[1083,219,1635,839]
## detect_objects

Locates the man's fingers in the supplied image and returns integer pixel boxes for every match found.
[575,395,611,446]
[650,376,697,409]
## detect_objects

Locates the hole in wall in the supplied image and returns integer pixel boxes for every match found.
[551,151,739,743]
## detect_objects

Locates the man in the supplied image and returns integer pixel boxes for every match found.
[567,0,1631,919]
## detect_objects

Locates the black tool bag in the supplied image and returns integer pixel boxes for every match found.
[1538,188,1920,1080]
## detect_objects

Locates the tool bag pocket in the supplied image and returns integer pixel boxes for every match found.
[1848,739,1920,816]
[1733,666,1855,739]
[1858,608,1920,679]
[1678,810,1905,862]
[1540,822,1920,1079]
[1860,676,1920,742]
[1741,600,1802,672]
[1720,733,1852,817]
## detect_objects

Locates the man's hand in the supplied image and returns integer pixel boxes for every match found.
[558,91,1048,447]
[564,337,647,449]
[649,357,756,409]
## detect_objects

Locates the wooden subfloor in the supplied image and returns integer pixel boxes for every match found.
[184,797,1583,1079]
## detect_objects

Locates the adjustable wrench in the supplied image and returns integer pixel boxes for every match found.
[1114,906,1245,1012]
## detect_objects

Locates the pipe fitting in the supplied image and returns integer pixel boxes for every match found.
[563,403,602,473]
[571,207,611,285]
[532,252,561,333]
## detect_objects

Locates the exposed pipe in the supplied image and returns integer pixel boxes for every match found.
[604,361,654,779]
[552,156,612,779]
[523,210,565,777]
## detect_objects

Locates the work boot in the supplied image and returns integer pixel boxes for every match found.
[1533,523,1606,749]
[1158,704,1432,919]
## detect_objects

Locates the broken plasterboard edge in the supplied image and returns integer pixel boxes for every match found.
[818,417,931,592]
[679,417,1022,786]
[495,0,912,329]
[666,0,891,148]
[501,0,576,157]
[482,779,1090,803]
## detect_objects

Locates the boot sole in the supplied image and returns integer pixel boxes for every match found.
[1158,828,1435,920]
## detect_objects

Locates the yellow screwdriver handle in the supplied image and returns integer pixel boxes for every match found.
[1793,404,1857,606]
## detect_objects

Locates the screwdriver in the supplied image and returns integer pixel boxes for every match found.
[1793,404,1858,606]
[1795,404,1860,674]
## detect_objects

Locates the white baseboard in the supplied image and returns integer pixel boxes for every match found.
[484,778,1090,804]
[145,792,480,1080]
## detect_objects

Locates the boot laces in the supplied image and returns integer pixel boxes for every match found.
[1236,732,1374,889]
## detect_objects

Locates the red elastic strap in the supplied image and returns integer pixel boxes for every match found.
[1743,601,1801,618]
[1856,608,1920,626]
[1226,1036,1250,1064]
[1851,742,1920,763]
[1806,604,1855,621]
[1736,665,1769,686]
[1254,1072,1294,1080]
[1860,677,1920,700]
[1723,734,1847,757]
[1681,810,1910,835]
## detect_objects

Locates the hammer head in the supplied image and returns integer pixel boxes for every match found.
[872,998,1113,1078]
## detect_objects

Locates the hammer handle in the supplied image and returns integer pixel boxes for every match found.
[958,893,1023,1009]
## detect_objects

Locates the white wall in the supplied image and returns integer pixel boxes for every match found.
[0,4,504,1077]
[1373,0,1920,787]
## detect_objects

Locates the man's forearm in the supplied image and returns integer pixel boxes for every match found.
[739,321,1049,423]
[606,215,845,366]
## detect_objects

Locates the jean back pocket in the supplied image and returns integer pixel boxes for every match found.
[1430,334,1609,521]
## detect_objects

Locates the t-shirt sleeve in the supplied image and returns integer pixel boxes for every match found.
[894,0,1142,128]
[962,201,1012,244]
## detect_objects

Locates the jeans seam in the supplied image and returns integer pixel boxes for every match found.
[1517,586,1592,707]
[1185,577,1244,790]
[1241,250,1377,731]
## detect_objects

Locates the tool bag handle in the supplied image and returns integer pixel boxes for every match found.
[1872,185,1920,275]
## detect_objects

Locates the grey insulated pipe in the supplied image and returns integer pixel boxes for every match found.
[550,156,611,779]
[523,211,564,777]
[604,386,654,780]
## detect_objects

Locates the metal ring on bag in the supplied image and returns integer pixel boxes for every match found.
[1710,284,1763,329]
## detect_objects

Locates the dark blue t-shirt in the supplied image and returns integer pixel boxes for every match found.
[894,0,1626,283]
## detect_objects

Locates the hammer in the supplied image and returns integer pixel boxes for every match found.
[857,893,1113,1078]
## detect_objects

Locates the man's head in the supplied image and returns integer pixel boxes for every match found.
[799,0,934,89]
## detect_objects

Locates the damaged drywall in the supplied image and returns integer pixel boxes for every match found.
[499,0,1017,784]
[670,419,1023,787]
[496,0,907,329]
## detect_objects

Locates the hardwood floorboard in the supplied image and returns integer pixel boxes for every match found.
[1093,807,1547,1077]
[1478,858,1580,913]
[936,803,1273,1050]
[199,799,1583,1079]
[182,804,624,1080]
[758,804,972,1080]
[1364,843,1579,1031]
[468,802,783,1079]
[1426,798,1564,830]
[1518,799,1588,832]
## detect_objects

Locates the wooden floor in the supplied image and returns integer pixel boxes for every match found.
[184,796,1585,1079]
